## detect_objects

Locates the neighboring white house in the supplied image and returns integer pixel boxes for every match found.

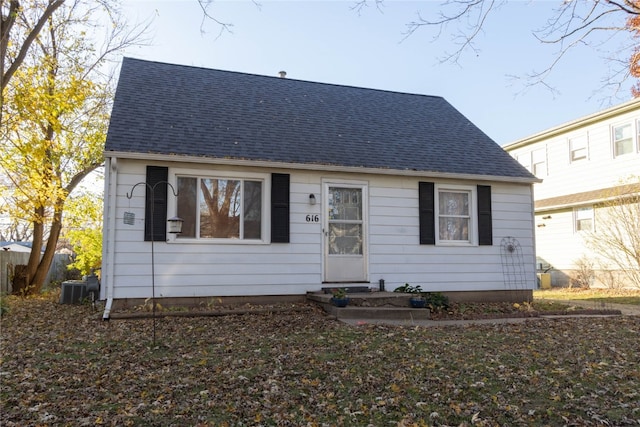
[101,58,538,318]
[504,98,640,287]
[0,242,34,252]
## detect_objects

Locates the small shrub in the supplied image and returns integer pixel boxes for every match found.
[570,256,594,289]
[332,288,348,299]
[393,283,423,294]
[423,292,449,312]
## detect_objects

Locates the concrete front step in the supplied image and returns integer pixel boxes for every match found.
[325,305,431,320]
[307,291,431,320]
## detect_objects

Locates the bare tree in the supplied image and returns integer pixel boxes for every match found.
[353,0,640,97]
[585,178,640,288]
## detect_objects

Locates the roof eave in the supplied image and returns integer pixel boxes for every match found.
[504,97,640,150]
[105,150,540,184]
[536,190,640,212]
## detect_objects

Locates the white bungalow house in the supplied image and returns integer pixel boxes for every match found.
[101,58,538,318]
[504,98,640,288]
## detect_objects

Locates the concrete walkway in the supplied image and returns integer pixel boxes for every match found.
[542,299,640,316]
[339,299,639,327]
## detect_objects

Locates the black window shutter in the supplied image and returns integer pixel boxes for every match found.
[144,166,168,242]
[477,185,493,246]
[271,173,290,243]
[419,182,435,245]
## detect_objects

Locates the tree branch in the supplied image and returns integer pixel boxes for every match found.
[2,0,65,91]
[196,0,234,39]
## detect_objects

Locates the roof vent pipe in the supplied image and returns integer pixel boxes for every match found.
[278,71,287,78]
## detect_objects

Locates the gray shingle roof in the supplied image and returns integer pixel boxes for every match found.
[105,57,535,180]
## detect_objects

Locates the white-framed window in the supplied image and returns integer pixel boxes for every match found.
[612,123,634,157]
[435,185,476,244]
[516,147,547,176]
[175,174,266,241]
[569,134,588,162]
[531,148,547,176]
[574,206,594,232]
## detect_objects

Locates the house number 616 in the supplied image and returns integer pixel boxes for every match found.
[306,214,320,223]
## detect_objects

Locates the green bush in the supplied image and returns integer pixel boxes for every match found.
[394,285,449,311]
[393,283,423,294]
[423,292,449,311]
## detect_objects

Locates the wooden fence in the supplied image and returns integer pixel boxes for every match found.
[0,251,71,294]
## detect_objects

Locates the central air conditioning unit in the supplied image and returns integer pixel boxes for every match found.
[59,280,87,304]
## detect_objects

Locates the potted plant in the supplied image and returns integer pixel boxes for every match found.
[394,283,426,308]
[331,288,350,307]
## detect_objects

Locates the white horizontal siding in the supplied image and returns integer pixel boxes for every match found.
[534,209,590,271]
[507,108,640,201]
[368,181,535,292]
[103,159,536,299]
[505,104,640,287]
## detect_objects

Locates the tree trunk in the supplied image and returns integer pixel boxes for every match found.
[23,206,45,295]
[26,194,65,294]
[29,218,62,293]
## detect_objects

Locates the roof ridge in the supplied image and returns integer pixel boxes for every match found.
[122,56,445,101]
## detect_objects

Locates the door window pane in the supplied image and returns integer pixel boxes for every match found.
[328,223,363,255]
[328,186,363,255]
[328,188,362,220]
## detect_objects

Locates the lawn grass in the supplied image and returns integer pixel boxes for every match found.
[1,295,639,426]
[534,288,640,305]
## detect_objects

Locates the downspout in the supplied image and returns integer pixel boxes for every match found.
[530,183,538,291]
[102,157,118,320]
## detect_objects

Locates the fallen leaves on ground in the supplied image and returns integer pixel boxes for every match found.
[428,300,621,320]
[1,296,639,426]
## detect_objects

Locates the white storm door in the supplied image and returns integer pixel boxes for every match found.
[324,183,367,282]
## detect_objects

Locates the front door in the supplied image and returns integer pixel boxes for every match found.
[324,182,367,282]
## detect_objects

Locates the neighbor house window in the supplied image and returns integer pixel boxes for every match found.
[569,134,588,162]
[436,187,472,243]
[531,148,547,176]
[613,123,634,157]
[574,206,594,232]
[516,148,546,176]
[176,176,263,240]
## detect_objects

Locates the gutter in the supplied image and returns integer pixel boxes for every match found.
[104,151,541,185]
